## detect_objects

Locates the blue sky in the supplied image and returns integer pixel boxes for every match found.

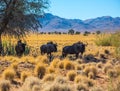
[47,0,120,20]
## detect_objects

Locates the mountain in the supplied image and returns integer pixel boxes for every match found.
[38,13,120,32]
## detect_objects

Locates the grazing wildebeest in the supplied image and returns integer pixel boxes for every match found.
[62,41,87,58]
[40,41,57,57]
[15,40,26,56]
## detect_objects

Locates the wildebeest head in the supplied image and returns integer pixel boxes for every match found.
[73,41,87,53]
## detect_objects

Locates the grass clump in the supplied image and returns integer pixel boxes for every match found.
[64,60,75,70]
[76,83,88,91]
[107,69,117,78]
[57,61,64,69]
[21,71,31,82]
[0,80,11,91]
[83,66,97,79]
[67,70,77,81]
[34,64,46,79]
[43,74,55,82]
[45,83,71,91]
[2,69,15,82]
[22,76,41,91]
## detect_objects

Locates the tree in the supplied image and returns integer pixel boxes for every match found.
[75,31,81,35]
[83,31,91,36]
[68,29,75,35]
[0,0,49,54]
[96,30,101,35]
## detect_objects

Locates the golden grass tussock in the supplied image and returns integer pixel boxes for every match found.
[34,63,46,79]
[2,68,16,82]
[76,65,82,70]
[75,83,88,91]
[115,65,120,76]
[74,74,94,87]
[64,60,75,70]
[54,76,67,84]
[83,66,97,79]
[107,69,118,78]
[67,70,77,81]
[21,71,31,82]
[57,61,64,69]
[0,80,11,91]
[50,58,60,68]
[75,75,86,83]
[96,62,103,68]
[44,83,71,91]
[103,63,113,73]
[10,62,18,70]
[22,76,41,91]
[47,66,55,74]
[43,74,55,82]
[32,85,41,91]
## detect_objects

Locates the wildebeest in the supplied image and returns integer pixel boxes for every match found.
[40,41,57,57]
[62,41,87,58]
[15,40,26,56]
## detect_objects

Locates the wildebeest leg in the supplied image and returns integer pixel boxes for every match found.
[62,52,67,58]
[80,52,83,59]
[76,53,78,59]
[41,52,44,55]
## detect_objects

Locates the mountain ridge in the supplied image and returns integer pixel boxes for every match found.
[38,13,120,32]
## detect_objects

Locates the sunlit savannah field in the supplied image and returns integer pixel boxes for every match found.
[0,33,120,91]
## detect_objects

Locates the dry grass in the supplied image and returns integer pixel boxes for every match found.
[67,70,77,81]
[64,60,75,70]
[75,83,88,91]
[21,71,31,82]
[0,80,11,91]
[43,74,55,82]
[22,76,41,91]
[0,34,119,91]
[34,63,46,79]
[83,66,97,79]
[2,68,15,82]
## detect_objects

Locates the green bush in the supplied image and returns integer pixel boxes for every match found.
[95,32,120,47]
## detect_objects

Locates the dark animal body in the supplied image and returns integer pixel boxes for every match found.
[62,42,86,58]
[40,42,57,57]
[15,43,26,56]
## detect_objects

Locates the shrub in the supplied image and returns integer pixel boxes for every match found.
[75,75,86,83]
[83,66,97,78]
[115,65,120,76]
[46,83,71,91]
[67,71,77,81]
[75,83,88,91]
[47,67,55,74]
[95,35,112,46]
[107,69,117,78]
[2,69,15,82]
[64,61,75,70]
[50,59,60,68]
[57,61,64,69]
[43,74,55,82]
[75,75,94,87]
[0,80,11,91]
[21,71,31,82]
[54,76,67,84]
[88,72,95,79]
[34,64,46,79]
[22,76,41,91]
[32,85,41,91]
[96,62,103,68]
[103,64,113,73]
[11,62,18,71]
